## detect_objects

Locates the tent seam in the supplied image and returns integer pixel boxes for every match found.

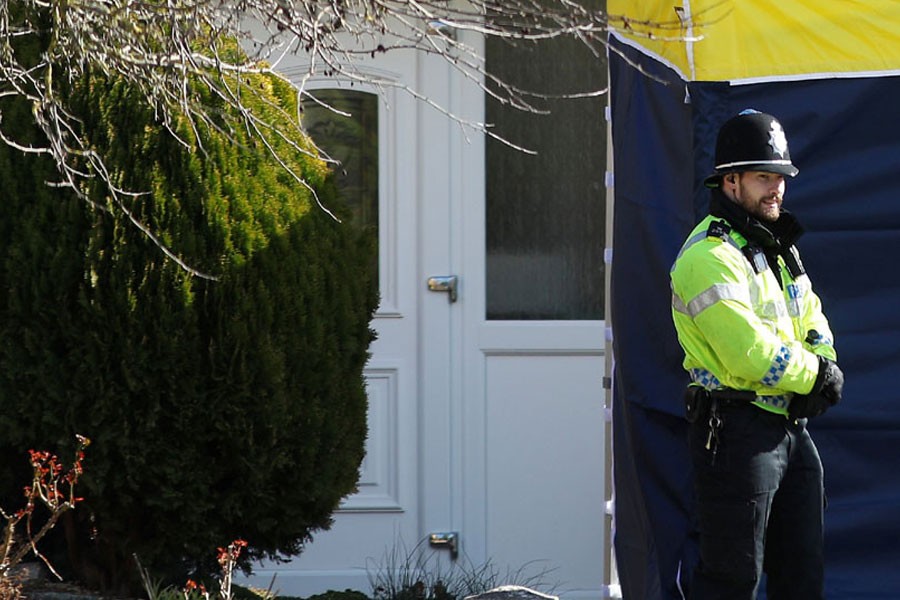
[729,70,900,86]
[683,0,696,80]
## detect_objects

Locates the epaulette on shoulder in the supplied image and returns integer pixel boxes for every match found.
[706,220,732,241]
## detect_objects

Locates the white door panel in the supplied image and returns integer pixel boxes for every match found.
[483,351,606,598]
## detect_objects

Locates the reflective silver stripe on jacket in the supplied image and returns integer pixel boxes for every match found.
[758,299,788,320]
[671,226,751,317]
[673,283,751,318]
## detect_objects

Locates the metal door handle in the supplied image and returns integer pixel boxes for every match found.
[429,531,459,559]
[427,275,458,303]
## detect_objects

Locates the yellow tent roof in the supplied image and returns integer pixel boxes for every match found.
[608,0,900,81]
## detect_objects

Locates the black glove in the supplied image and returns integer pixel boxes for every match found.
[789,356,844,419]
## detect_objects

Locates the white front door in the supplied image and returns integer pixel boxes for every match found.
[241,28,610,600]
[238,44,459,597]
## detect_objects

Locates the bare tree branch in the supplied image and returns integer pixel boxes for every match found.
[0,0,702,275]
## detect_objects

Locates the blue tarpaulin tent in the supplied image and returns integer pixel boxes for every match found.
[607,3,900,598]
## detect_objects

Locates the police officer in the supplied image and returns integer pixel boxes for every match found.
[670,109,844,599]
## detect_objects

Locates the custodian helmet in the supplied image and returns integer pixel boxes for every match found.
[704,109,799,188]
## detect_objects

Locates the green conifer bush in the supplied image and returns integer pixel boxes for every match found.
[0,27,377,596]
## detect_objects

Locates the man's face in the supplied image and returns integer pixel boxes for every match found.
[728,171,785,222]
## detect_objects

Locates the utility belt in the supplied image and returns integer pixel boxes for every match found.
[684,387,750,464]
[683,386,791,423]
[684,386,793,465]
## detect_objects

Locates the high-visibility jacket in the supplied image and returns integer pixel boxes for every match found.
[670,211,837,416]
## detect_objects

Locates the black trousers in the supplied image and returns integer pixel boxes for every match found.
[688,402,825,600]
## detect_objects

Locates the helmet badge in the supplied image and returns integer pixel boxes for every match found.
[768,120,789,159]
